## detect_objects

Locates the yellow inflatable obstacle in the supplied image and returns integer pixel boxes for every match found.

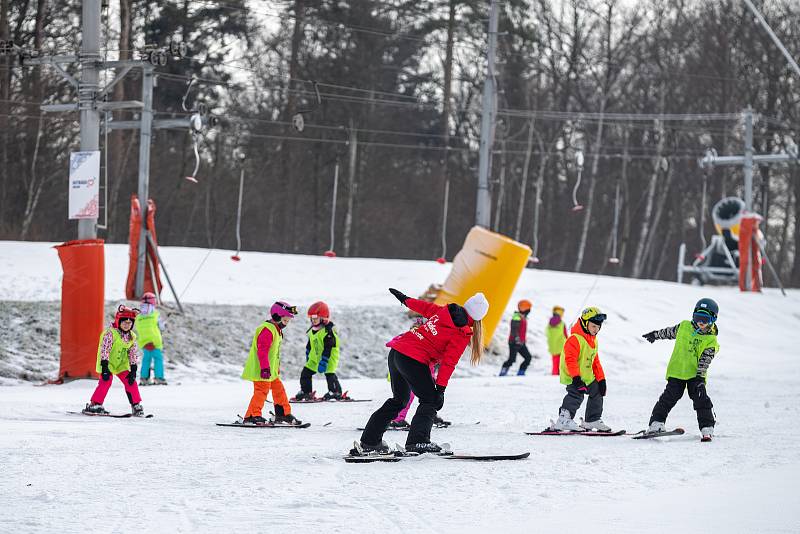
[434,226,531,346]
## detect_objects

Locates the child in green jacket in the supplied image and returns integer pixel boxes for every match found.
[642,298,720,441]
[293,301,344,401]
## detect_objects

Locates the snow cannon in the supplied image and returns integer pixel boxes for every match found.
[434,226,531,347]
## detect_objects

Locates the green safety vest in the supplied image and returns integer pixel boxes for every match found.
[241,321,282,382]
[304,326,341,373]
[135,311,163,349]
[559,333,599,386]
[665,320,719,380]
[96,327,137,375]
[545,321,567,356]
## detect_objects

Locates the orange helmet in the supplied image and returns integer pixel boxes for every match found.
[307,301,330,320]
[552,305,564,317]
[517,299,532,313]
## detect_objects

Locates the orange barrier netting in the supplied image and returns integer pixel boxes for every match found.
[738,214,763,292]
[125,195,163,300]
[54,239,105,381]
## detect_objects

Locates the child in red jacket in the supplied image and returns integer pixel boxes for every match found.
[352,288,489,456]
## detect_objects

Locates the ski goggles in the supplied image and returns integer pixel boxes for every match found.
[278,303,298,315]
[692,311,715,324]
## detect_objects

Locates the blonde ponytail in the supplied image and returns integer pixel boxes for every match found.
[469,320,484,365]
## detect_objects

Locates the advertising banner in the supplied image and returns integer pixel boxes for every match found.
[69,151,100,219]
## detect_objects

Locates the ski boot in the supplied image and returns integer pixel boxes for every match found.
[516,368,526,376]
[646,421,666,435]
[580,418,612,432]
[498,366,510,377]
[131,403,145,417]
[293,391,315,402]
[83,402,109,415]
[405,441,443,454]
[323,391,343,401]
[242,415,268,425]
[349,440,392,457]
[388,419,410,429]
[139,377,152,386]
[700,426,714,442]
[433,415,451,428]
[552,409,582,432]
[153,378,168,386]
[273,413,303,426]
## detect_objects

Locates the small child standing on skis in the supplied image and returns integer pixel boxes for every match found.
[641,298,720,441]
[545,305,568,375]
[551,307,611,432]
[240,301,302,426]
[293,301,344,401]
[136,292,167,386]
[499,299,533,376]
[83,305,145,417]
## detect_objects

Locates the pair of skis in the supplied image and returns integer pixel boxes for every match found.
[344,442,530,463]
[68,411,154,419]
[216,415,310,429]
[526,428,687,439]
[290,390,370,403]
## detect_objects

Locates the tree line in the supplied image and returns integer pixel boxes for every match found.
[1,0,799,287]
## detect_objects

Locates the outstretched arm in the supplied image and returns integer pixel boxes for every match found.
[642,324,680,343]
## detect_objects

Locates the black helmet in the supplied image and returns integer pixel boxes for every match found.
[693,298,719,320]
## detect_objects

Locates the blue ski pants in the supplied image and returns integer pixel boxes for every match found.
[140,348,164,379]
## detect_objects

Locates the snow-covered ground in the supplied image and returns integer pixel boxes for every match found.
[1,241,799,533]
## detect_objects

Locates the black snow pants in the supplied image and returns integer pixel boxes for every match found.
[649,377,715,429]
[502,342,533,372]
[299,366,342,395]
[360,349,438,448]
[560,379,604,423]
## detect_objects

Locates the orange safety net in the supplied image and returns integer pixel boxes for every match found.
[125,195,164,300]
[54,239,105,380]
[738,214,763,292]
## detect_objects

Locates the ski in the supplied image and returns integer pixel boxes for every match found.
[290,390,371,403]
[344,451,530,463]
[631,428,685,440]
[356,422,451,431]
[526,429,626,437]
[68,411,154,419]
[216,421,311,429]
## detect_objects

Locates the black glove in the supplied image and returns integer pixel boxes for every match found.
[388,288,409,304]
[690,377,707,397]
[100,360,111,382]
[570,376,588,394]
[127,364,137,386]
[642,331,657,343]
[433,384,446,411]
[598,379,607,397]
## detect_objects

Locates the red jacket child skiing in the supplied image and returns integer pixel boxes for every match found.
[352,288,489,456]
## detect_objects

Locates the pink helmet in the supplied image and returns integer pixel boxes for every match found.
[270,301,297,319]
[141,292,157,305]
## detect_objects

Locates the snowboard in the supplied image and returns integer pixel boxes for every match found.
[526,429,626,437]
[631,428,685,440]
[68,411,154,419]
[290,390,370,403]
[216,421,311,429]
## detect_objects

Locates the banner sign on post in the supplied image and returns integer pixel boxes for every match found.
[69,151,100,219]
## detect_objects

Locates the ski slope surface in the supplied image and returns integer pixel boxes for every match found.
[1,241,799,533]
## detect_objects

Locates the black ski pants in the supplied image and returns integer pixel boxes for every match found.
[650,377,715,429]
[502,342,532,372]
[299,367,342,395]
[360,349,438,448]
[560,379,604,423]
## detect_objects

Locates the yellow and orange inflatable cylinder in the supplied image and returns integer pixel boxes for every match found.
[434,226,531,347]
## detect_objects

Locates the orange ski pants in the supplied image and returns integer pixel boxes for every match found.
[245,378,291,417]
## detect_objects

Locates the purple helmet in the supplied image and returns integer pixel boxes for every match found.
[270,301,297,319]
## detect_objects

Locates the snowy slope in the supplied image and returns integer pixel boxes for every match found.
[1,241,799,533]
